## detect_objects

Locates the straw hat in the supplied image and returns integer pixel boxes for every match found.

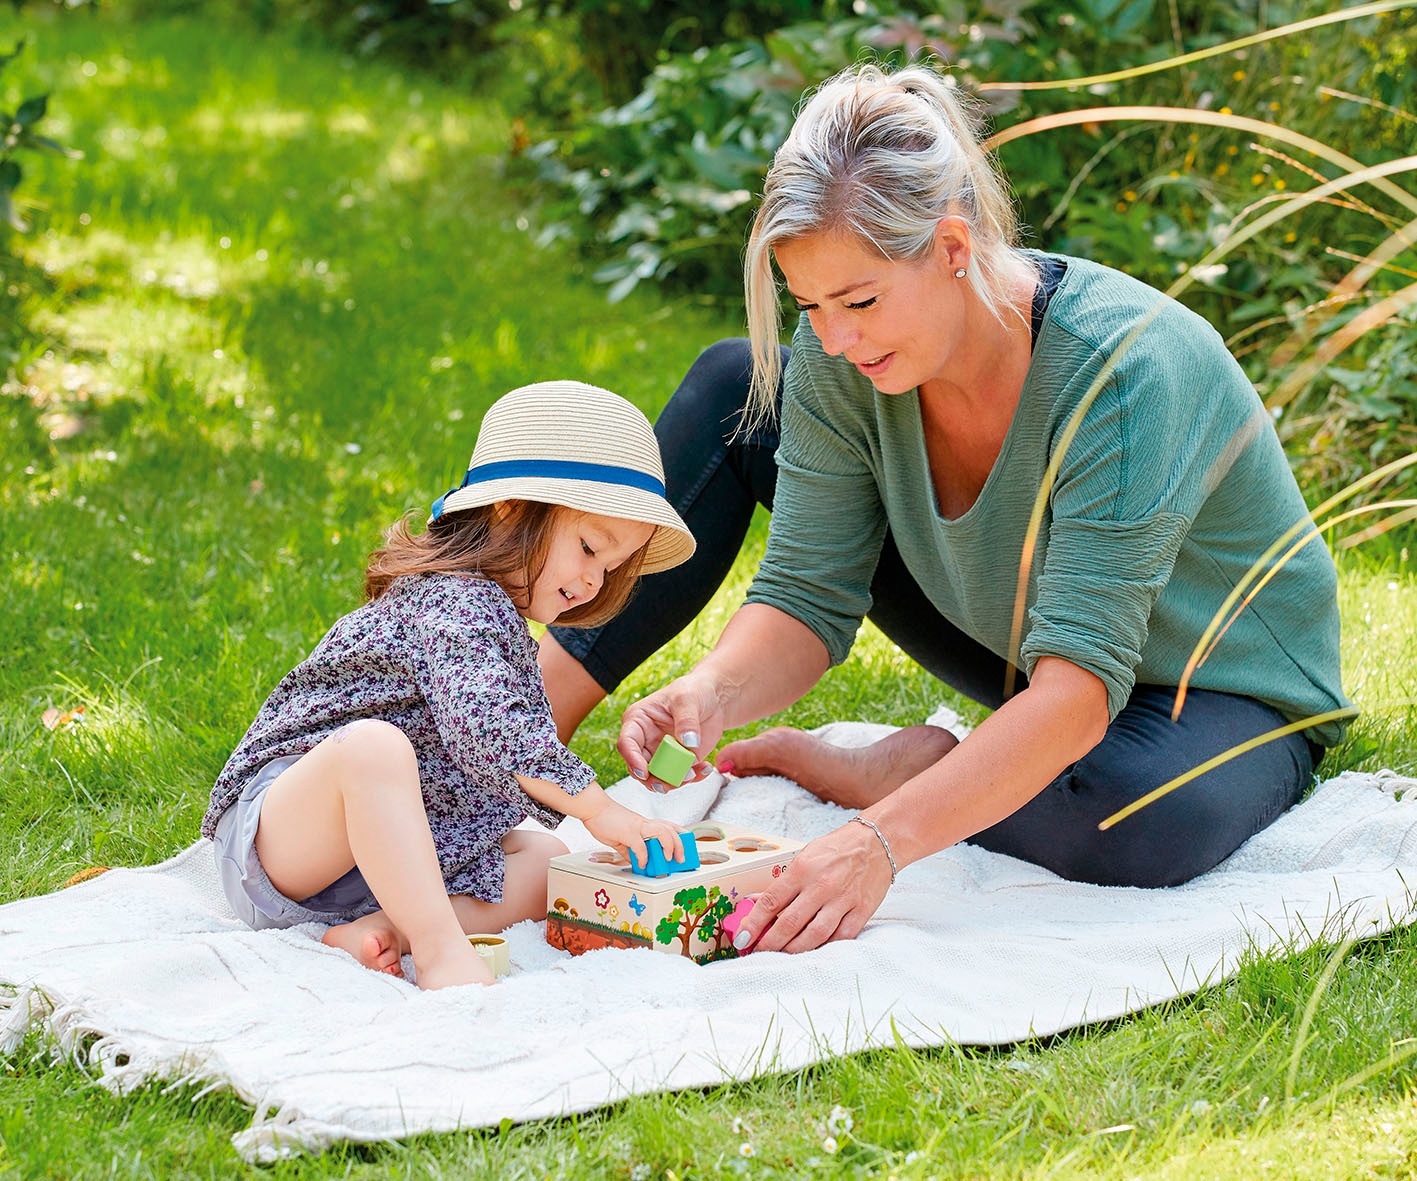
[430,380,696,575]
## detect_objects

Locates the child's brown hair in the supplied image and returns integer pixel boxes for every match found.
[364,501,646,628]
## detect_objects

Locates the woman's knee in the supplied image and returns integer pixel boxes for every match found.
[664,338,787,436]
[1051,760,1255,887]
[661,339,756,433]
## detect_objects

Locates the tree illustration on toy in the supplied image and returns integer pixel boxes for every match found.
[654,885,736,960]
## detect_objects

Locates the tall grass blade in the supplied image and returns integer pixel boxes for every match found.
[1003,292,1173,699]
[1337,503,1417,549]
[976,1,1416,93]
[1197,500,1417,666]
[1285,935,1358,1102]
[1267,280,1417,411]
[1174,453,1417,718]
[985,112,1417,220]
[1269,213,1417,367]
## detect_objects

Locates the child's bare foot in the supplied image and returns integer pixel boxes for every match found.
[322,913,406,977]
[717,724,959,810]
[411,936,495,990]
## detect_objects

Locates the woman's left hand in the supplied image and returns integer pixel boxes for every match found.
[732,819,894,953]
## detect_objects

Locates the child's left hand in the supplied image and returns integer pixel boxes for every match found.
[583,801,684,869]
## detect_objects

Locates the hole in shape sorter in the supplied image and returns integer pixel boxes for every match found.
[545,822,804,964]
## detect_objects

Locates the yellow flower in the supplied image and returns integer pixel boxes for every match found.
[1219,105,1233,115]
[1216,163,1230,177]
[1273,178,1287,190]
[1252,173,1265,185]
[1227,145,1239,156]
[1232,70,1246,81]
[1124,190,1138,201]
[1284,231,1297,243]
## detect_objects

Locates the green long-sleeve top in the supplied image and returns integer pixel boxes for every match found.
[745,253,1352,746]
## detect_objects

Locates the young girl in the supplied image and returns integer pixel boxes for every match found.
[202,380,696,989]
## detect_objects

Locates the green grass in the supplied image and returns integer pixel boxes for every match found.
[0,6,1415,1178]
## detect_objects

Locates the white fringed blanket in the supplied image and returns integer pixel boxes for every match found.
[2,718,1414,1162]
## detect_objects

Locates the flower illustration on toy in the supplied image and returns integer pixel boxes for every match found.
[593,888,609,910]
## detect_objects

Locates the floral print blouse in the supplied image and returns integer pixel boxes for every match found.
[202,573,595,902]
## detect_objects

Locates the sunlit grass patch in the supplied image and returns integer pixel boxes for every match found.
[0,3,1413,1178]
[1333,549,1417,776]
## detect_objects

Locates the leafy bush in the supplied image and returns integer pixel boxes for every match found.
[525,0,824,105]
[119,0,518,74]
[273,0,512,65]
[0,38,81,235]
[515,3,1042,303]
[513,0,1417,513]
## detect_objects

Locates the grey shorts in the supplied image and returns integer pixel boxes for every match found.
[212,751,381,930]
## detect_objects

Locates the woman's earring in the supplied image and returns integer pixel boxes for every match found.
[954,267,968,279]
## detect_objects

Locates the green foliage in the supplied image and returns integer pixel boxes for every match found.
[514,0,1417,513]
[526,0,825,105]
[654,883,733,954]
[276,0,511,67]
[124,0,515,76]
[0,37,80,235]
[515,1,1041,304]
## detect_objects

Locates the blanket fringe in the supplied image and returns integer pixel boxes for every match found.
[1,983,223,1101]
[233,1106,352,1164]
[47,998,172,1094]
[0,985,52,1055]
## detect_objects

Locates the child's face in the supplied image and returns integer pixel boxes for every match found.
[521,510,653,625]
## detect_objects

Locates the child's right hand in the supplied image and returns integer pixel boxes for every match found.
[582,799,684,868]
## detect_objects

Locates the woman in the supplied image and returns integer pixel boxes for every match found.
[539,62,1352,954]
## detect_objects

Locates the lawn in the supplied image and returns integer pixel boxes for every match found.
[1,5,1415,1178]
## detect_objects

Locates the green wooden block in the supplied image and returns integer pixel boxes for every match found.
[647,735,697,787]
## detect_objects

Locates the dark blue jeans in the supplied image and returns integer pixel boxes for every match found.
[552,339,1318,887]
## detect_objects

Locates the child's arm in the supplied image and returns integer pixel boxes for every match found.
[515,775,684,868]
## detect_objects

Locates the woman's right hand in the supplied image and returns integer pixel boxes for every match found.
[618,671,725,789]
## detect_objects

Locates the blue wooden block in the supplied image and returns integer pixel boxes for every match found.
[628,832,701,877]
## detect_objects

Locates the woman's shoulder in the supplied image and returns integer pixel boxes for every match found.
[1038,253,1235,372]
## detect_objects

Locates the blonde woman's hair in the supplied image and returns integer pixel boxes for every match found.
[743,61,1037,423]
[365,501,646,628]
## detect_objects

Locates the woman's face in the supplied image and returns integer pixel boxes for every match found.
[774,228,963,395]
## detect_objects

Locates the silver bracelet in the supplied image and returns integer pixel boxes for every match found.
[850,815,898,884]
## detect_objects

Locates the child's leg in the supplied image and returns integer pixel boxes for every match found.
[321,829,566,980]
[254,718,491,989]
[448,828,568,934]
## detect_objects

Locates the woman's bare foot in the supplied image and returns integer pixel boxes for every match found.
[322,912,407,976]
[717,724,959,810]
[410,936,495,989]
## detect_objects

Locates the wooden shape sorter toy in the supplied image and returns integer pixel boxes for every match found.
[545,823,804,964]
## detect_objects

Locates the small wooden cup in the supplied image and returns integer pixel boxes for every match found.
[466,933,511,977]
